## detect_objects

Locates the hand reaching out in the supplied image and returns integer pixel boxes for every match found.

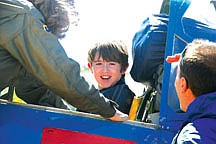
[108,108,128,122]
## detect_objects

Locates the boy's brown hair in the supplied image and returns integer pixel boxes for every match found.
[88,40,129,72]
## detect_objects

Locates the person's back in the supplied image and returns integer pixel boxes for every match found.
[175,93,216,143]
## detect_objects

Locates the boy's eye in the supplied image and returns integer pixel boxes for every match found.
[109,62,116,66]
[95,62,102,66]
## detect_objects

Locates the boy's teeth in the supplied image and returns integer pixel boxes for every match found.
[101,76,110,79]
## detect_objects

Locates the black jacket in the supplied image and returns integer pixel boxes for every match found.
[100,77,135,114]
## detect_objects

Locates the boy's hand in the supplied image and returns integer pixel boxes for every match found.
[108,108,128,122]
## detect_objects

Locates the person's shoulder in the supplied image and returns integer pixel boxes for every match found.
[193,118,216,143]
[106,82,135,97]
[193,118,216,133]
[117,83,135,98]
[1,0,44,21]
[177,123,201,143]
[178,119,216,143]
[193,117,216,128]
[0,0,44,45]
[1,0,31,14]
[0,1,27,45]
[118,79,135,96]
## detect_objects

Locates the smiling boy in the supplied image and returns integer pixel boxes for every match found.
[86,40,135,114]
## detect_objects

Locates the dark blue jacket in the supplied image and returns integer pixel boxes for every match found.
[172,92,216,144]
[100,76,135,114]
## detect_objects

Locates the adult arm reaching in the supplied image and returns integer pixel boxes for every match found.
[0,0,128,122]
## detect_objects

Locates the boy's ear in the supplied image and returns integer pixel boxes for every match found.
[88,63,93,73]
[121,64,129,74]
[88,63,91,69]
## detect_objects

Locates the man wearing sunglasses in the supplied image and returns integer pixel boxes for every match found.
[167,39,216,144]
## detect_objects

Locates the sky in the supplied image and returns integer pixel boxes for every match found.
[60,0,163,68]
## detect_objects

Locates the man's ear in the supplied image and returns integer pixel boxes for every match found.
[180,77,188,92]
[88,63,93,73]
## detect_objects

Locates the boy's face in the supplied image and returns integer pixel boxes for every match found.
[88,52,126,90]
